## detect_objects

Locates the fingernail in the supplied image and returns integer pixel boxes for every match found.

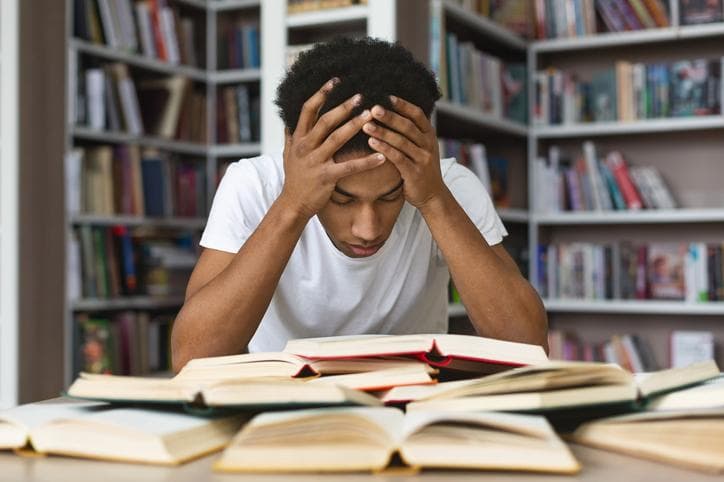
[373,106,385,117]
[369,138,379,145]
[389,95,397,104]
[353,94,362,106]
[375,153,385,161]
[359,109,371,119]
[364,122,376,132]
[331,77,340,85]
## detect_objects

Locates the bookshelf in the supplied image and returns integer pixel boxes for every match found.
[0,0,20,409]
[64,0,269,384]
[527,0,724,367]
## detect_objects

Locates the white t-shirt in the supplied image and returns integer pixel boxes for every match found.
[200,152,507,352]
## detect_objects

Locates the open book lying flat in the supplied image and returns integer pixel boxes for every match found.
[214,407,580,474]
[283,334,549,374]
[0,399,244,465]
[67,373,381,410]
[177,352,438,391]
[395,360,719,424]
[571,409,724,474]
[645,374,724,411]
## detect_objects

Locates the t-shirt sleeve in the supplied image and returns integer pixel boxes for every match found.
[199,161,271,254]
[443,160,508,246]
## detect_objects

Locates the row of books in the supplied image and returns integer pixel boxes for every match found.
[534,57,722,125]
[67,146,207,219]
[286,0,368,14]
[550,329,716,370]
[73,0,202,67]
[76,311,174,376]
[6,334,718,472]
[549,330,661,371]
[438,138,510,208]
[68,226,198,300]
[537,241,724,302]
[76,65,208,143]
[216,84,261,143]
[217,21,260,70]
[533,0,671,39]
[534,142,676,212]
[449,0,532,38]
[434,31,528,123]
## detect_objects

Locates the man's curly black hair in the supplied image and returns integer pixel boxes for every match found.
[275,36,441,156]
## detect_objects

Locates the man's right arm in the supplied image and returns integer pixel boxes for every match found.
[170,79,383,372]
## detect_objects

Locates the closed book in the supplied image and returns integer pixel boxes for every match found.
[605,151,643,210]
[141,156,166,217]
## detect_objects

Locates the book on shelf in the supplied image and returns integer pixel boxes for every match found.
[0,399,244,465]
[177,352,438,391]
[679,0,724,25]
[137,76,190,139]
[218,20,260,70]
[67,373,382,409]
[216,84,260,143]
[534,57,722,125]
[547,330,660,372]
[445,0,533,38]
[389,360,720,429]
[438,139,510,208]
[73,0,203,67]
[76,311,175,376]
[214,407,580,474]
[537,240,724,302]
[670,330,715,368]
[571,408,724,474]
[283,333,550,374]
[533,0,670,39]
[287,0,368,14]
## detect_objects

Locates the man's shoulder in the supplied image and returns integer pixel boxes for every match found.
[221,152,284,200]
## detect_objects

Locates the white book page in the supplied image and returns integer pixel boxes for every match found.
[60,407,226,436]
[0,400,107,431]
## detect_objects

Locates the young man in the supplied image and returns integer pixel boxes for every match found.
[171,38,547,372]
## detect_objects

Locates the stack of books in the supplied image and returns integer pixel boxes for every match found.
[1,333,722,474]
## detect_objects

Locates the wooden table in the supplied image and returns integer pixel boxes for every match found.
[1,444,721,482]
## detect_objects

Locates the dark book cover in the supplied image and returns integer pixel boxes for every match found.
[680,0,723,25]
[141,157,166,217]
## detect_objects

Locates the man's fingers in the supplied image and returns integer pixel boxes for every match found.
[294,78,340,136]
[369,105,426,147]
[363,122,427,162]
[368,137,415,178]
[316,109,372,160]
[389,95,431,134]
[325,152,386,180]
[305,93,364,147]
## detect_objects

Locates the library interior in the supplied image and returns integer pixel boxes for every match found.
[1,0,724,480]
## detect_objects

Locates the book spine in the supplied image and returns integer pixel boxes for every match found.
[606,151,643,210]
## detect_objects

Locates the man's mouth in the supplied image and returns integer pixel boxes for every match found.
[347,242,384,257]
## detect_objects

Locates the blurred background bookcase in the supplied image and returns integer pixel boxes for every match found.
[57,0,724,398]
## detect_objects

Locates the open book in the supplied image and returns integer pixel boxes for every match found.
[283,334,549,374]
[177,351,437,391]
[214,407,580,474]
[67,373,381,410]
[0,399,244,465]
[571,409,724,474]
[645,375,724,411]
[394,360,719,426]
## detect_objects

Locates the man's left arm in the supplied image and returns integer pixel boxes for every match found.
[364,96,548,350]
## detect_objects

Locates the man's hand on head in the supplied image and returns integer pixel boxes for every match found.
[362,96,447,210]
[279,78,386,220]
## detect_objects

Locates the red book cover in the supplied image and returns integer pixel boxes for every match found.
[635,244,649,299]
[606,151,643,210]
[149,0,168,61]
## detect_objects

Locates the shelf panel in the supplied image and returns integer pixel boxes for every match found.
[544,299,724,315]
[535,209,724,225]
[71,215,206,229]
[448,303,467,317]
[71,39,207,81]
[532,23,724,53]
[286,5,368,28]
[209,68,262,84]
[209,142,262,157]
[72,126,209,156]
[210,0,261,11]
[436,101,529,137]
[442,0,527,51]
[498,208,529,223]
[175,0,208,8]
[533,116,724,138]
[72,296,186,312]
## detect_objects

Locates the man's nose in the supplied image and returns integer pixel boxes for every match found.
[350,204,382,243]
